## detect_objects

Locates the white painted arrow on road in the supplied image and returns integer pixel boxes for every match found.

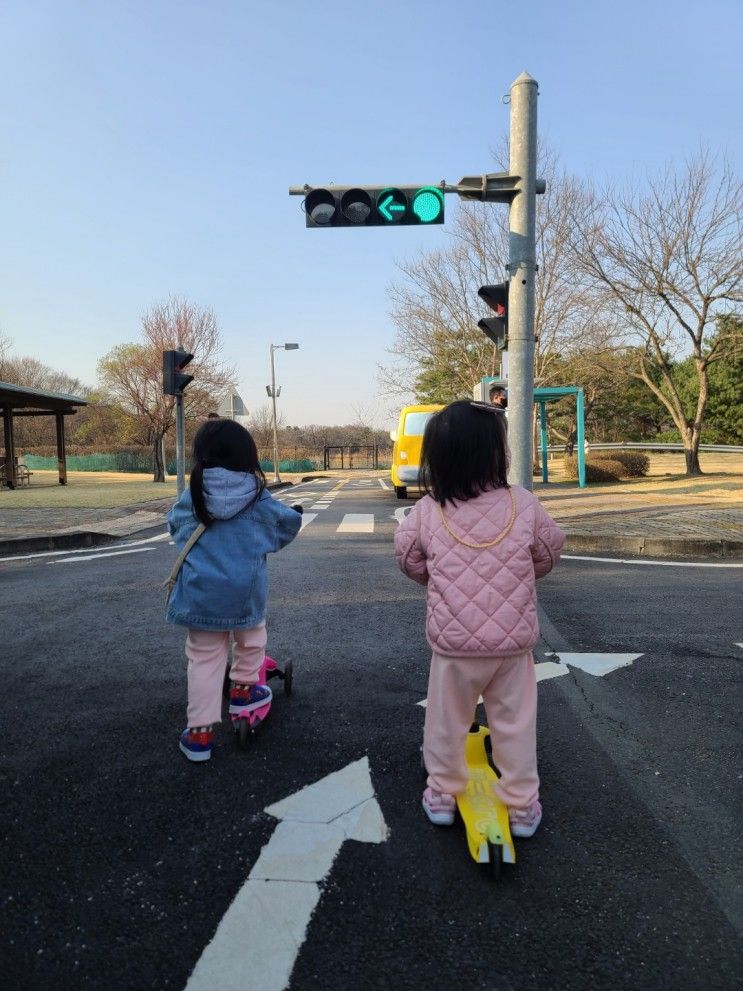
[184,757,388,991]
[544,652,644,676]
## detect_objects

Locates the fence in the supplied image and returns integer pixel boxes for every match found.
[23,444,396,474]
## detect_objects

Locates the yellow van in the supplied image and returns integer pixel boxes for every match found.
[389,404,443,499]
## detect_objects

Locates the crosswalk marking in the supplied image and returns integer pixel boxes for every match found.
[299,513,318,532]
[336,514,375,534]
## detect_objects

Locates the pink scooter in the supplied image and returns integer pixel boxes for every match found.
[223,655,293,750]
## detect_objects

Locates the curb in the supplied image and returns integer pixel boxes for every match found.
[0,531,118,556]
[565,533,743,560]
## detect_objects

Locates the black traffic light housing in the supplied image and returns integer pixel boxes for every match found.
[477,283,509,350]
[303,185,445,228]
[163,348,194,396]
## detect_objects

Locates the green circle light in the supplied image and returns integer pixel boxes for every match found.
[412,186,444,223]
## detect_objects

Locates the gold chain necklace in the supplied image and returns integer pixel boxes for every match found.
[437,489,516,549]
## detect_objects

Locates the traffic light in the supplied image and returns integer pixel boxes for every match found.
[477,283,509,350]
[162,349,194,396]
[303,185,445,228]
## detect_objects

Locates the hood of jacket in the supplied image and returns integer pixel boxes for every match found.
[202,467,258,520]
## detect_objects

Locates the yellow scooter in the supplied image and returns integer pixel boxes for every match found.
[455,723,516,880]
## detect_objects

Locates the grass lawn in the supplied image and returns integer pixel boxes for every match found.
[1,453,741,510]
[0,469,310,509]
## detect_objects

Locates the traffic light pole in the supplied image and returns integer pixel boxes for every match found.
[506,72,538,491]
[175,393,186,497]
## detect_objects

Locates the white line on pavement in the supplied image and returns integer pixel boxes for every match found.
[50,547,157,564]
[298,513,318,532]
[337,514,374,533]
[378,478,391,489]
[0,531,170,563]
[562,554,743,569]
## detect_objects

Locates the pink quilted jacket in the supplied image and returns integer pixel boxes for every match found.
[394,486,565,657]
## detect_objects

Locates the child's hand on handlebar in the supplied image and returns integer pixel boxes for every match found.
[291,503,304,515]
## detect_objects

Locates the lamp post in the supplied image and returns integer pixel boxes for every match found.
[267,343,299,484]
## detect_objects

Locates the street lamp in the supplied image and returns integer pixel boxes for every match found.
[267,343,299,484]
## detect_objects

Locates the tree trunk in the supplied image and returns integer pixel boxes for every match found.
[684,446,703,476]
[153,432,166,482]
[682,426,703,476]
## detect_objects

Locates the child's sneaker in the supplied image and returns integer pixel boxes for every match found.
[509,800,542,838]
[179,727,214,762]
[229,683,272,716]
[422,787,456,826]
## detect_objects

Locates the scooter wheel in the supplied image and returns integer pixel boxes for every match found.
[486,841,503,882]
[283,660,293,697]
[237,718,251,751]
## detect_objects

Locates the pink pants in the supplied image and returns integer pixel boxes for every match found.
[424,649,539,810]
[185,623,267,728]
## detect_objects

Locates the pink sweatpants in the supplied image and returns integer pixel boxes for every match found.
[424,649,539,810]
[185,623,267,728]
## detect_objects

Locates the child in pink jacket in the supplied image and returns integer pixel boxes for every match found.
[394,400,565,837]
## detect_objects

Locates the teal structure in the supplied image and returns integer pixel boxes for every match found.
[481,379,586,488]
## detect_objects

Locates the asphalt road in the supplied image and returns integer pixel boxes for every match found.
[1,476,741,990]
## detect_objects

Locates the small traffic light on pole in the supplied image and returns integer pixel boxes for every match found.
[300,184,445,228]
[477,283,509,350]
[162,349,195,396]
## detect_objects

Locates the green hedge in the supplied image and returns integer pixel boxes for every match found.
[602,451,650,477]
[564,456,627,482]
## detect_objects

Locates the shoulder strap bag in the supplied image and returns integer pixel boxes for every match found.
[163,523,207,605]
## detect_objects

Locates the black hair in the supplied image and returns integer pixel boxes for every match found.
[189,419,266,525]
[419,400,509,506]
[489,385,506,399]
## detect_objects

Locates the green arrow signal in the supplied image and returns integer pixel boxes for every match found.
[377,189,407,224]
[379,193,405,220]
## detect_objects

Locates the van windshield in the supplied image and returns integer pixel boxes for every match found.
[403,412,434,437]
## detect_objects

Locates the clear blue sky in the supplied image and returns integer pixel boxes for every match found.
[1,0,740,429]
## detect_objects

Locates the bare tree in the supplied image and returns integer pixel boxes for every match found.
[380,149,595,405]
[247,403,282,452]
[570,153,743,474]
[98,297,235,481]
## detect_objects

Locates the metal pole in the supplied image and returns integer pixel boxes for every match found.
[507,72,538,490]
[270,345,280,484]
[176,393,185,496]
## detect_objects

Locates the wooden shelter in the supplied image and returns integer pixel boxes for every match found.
[0,381,87,489]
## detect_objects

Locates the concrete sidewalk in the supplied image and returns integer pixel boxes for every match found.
[1,476,742,559]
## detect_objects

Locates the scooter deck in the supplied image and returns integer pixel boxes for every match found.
[456,727,516,866]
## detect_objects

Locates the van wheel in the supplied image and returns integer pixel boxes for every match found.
[395,485,407,499]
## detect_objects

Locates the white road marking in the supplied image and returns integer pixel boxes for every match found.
[337,514,374,533]
[309,502,332,510]
[183,758,387,991]
[562,554,743,569]
[378,478,391,489]
[735,644,743,651]
[298,513,317,532]
[535,660,570,682]
[0,531,170,563]
[50,547,156,564]
[545,651,643,676]
[392,507,410,525]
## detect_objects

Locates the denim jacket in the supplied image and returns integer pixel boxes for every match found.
[166,469,301,630]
